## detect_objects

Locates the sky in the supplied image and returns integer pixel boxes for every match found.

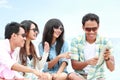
[0,0,120,79]
[0,0,120,41]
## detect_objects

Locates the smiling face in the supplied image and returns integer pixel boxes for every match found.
[53,25,63,39]
[27,23,38,40]
[13,27,26,48]
[83,20,99,43]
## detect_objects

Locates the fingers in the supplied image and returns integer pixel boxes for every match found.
[66,52,71,59]
[44,41,50,53]
[94,57,98,60]
[104,49,109,54]
[87,57,98,65]
[104,49,110,59]
[44,41,49,45]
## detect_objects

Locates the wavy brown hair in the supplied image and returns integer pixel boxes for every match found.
[19,20,41,75]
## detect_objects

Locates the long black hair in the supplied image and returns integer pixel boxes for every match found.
[41,18,64,61]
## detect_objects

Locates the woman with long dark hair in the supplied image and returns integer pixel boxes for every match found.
[39,18,71,80]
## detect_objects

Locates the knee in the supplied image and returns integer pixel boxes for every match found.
[46,73,52,80]
[54,73,67,80]
[67,72,85,80]
[67,72,75,79]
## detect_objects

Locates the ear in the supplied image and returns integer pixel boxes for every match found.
[98,25,99,29]
[11,33,17,39]
[82,26,85,30]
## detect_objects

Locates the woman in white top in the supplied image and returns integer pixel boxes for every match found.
[16,20,52,80]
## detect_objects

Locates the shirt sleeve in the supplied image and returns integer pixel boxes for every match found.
[12,47,20,62]
[38,43,49,72]
[60,41,69,63]
[70,38,80,60]
[37,52,49,70]
[42,62,49,72]
[38,43,44,56]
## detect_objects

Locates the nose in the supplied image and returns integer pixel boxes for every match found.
[35,31,38,34]
[89,30,94,33]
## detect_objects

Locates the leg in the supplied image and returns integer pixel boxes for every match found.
[44,73,52,80]
[52,72,67,80]
[38,73,52,80]
[15,78,31,80]
[67,72,86,80]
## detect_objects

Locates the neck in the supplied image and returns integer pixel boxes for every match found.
[26,39,31,47]
[26,39,31,55]
[52,37,56,44]
[9,39,16,51]
[86,39,96,44]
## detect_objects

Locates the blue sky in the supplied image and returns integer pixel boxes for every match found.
[0,0,120,40]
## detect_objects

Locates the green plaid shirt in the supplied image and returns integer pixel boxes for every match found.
[70,34,113,80]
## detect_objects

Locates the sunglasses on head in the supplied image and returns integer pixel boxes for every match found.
[29,28,38,32]
[53,26,64,31]
[84,27,98,32]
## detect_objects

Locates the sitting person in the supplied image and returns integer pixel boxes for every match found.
[14,20,52,80]
[0,22,48,80]
[38,18,71,80]
[69,13,115,80]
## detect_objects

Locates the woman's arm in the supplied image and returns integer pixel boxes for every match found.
[57,61,67,73]
[48,55,61,69]
[37,42,50,69]
[37,52,49,70]
[48,52,70,69]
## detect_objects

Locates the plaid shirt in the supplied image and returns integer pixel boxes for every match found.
[70,34,113,80]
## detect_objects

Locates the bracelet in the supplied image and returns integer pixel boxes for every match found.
[105,57,110,61]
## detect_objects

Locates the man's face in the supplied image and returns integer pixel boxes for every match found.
[83,20,99,43]
[15,27,26,47]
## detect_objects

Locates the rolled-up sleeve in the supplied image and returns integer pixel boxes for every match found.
[42,62,49,72]
[38,43,49,72]
[60,58,69,65]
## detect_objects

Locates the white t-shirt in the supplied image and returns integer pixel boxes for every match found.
[84,41,96,73]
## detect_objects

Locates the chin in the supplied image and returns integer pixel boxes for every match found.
[20,43,25,47]
[20,45,24,48]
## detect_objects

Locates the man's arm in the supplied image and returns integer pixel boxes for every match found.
[71,60,88,70]
[71,57,98,70]
[104,48,115,71]
[11,63,41,77]
[105,56,115,71]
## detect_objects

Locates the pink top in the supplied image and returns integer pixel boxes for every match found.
[0,39,19,79]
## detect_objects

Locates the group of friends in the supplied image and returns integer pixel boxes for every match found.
[0,13,115,80]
